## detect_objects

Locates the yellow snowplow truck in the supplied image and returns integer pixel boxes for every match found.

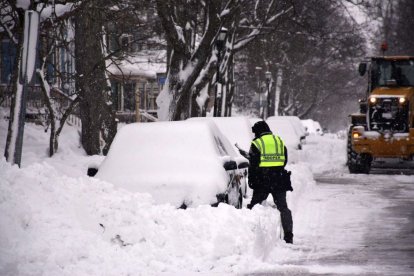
[348,56,414,173]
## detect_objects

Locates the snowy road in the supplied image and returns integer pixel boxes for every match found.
[285,172,414,275]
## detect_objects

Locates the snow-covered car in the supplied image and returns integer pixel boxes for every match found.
[265,118,302,163]
[267,116,308,143]
[94,120,248,208]
[266,118,302,149]
[301,119,324,135]
[187,116,253,196]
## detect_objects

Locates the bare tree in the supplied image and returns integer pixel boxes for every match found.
[367,0,414,55]
[392,0,414,54]
[2,0,153,158]
[74,0,158,155]
[155,0,293,121]
[235,0,366,129]
[36,5,81,157]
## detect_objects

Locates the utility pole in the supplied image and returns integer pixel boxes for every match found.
[255,66,262,119]
[135,86,140,122]
[5,10,39,167]
[265,71,272,119]
[274,68,283,116]
[213,28,228,117]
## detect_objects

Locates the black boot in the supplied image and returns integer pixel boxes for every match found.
[284,232,293,244]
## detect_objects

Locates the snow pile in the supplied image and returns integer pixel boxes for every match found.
[0,114,323,275]
[0,158,314,275]
[300,133,348,176]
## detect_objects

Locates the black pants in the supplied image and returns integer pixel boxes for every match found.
[247,188,293,235]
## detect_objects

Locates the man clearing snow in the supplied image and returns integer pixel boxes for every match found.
[240,120,294,244]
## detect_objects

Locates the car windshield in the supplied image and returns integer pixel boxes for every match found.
[372,59,414,87]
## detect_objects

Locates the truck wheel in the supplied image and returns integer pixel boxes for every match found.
[347,126,371,174]
[360,154,372,174]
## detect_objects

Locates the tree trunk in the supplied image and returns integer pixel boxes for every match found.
[75,2,117,155]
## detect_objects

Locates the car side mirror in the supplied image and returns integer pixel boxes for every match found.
[358,62,367,76]
[87,167,98,177]
[223,160,237,171]
[238,161,249,169]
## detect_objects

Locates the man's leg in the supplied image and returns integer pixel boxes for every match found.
[247,188,269,209]
[272,191,293,243]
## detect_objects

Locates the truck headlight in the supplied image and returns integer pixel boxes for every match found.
[399,97,406,104]
[369,97,377,104]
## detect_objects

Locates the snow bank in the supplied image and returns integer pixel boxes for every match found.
[300,133,348,176]
[0,113,319,275]
[0,155,314,275]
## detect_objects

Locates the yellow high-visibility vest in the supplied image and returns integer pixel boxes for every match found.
[252,134,285,167]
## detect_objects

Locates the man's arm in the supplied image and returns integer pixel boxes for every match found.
[236,143,249,159]
[248,143,261,189]
[249,143,261,167]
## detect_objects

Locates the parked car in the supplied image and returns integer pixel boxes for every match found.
[93,120,248,208]
[187,116,253,196]
[301,119,324,136]
[267,116,308,143]
[265,118,302,163]
[266,118,302,148]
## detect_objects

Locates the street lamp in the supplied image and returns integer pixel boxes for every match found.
[214,27,228,117]
[265,71,272,119]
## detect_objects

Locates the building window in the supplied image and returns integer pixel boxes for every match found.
[123,82,136,112]
[119,34,132,53]
[110,80,118,109]
[1,39,16,84]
